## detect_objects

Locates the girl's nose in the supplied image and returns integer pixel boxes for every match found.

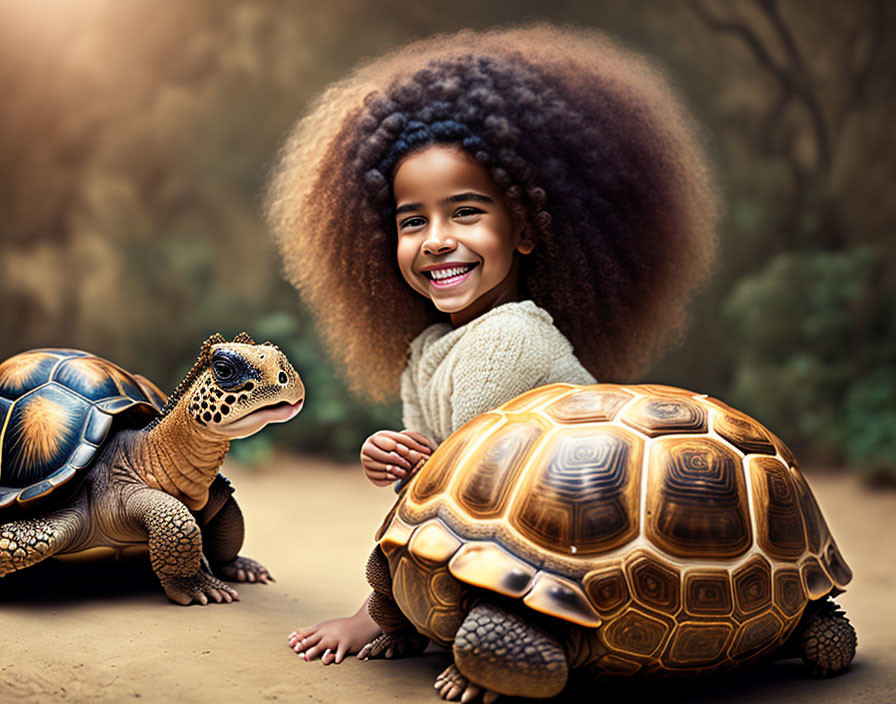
[422,226,457,256]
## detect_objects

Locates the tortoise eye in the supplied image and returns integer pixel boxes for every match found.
[212,360,235,381]
[210,350,253,390]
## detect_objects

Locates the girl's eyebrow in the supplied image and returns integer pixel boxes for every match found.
[395,202,423,216]
[440,192,493,206]
[395,192,493,217]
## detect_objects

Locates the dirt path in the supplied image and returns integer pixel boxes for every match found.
[1,454,893,703]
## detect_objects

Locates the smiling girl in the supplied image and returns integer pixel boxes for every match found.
[265,24,719,671]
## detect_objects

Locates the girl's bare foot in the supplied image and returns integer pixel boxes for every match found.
[288,600,381,665]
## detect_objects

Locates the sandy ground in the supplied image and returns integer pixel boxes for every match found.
[1,453,894,704]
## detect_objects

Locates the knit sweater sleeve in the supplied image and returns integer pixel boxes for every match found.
[450,314,551,430]
[400,362,427,434]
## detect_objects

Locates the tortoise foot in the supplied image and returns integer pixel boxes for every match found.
[358,630,428,660]
[800,598,857,676]
[160,570,240,605]
[435,664,500,703]
[0,517,66,576]
[453,603,567,699]
[215,555,274,584]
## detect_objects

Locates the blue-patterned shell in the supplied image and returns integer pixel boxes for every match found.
[0,349,164,512]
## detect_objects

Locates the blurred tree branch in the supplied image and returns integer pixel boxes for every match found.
[688,0,887,247]
[836,0,885,135]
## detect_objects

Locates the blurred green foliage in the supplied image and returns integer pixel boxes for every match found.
[840,368,896,479]
[723,247,896,477]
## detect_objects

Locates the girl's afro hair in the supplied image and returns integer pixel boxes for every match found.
[265,24,720,401]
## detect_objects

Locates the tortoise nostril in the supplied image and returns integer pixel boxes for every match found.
[278,371,288,384]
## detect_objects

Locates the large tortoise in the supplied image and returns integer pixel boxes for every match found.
[0,333,303,605]
[361,383,856,701]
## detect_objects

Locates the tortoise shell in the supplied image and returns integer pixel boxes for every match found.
[377,383,852,675]
[0,349,165,512]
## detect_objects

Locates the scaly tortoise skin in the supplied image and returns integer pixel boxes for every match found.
[368,383,856,700]
[0,334,304,605]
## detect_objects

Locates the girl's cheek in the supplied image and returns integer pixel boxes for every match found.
[396,249,428,297]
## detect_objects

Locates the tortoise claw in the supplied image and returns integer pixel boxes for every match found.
[434,665,497,702]
[359,631,428,660]
[160,570,240,605]
[214,555,274,583]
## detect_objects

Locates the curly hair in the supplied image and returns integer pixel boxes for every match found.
[265,24,719,402]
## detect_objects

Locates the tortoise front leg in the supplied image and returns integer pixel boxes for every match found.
[126,488,238,605]
[0,507,82,576]
[358,546,428,660]
[194,476,272,584]
[441,602,568,702]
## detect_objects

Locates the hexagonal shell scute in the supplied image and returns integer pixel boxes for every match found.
[621,396,708,437]
[773,567,807,618]
[544,385,634,424]
[496,383,578,413]
[712,407,777,456]
[2,384,91,488]
[800,556,834,600]
[0,351,61,399]
[663,622,735,668]
[583,562,631,615]
[790,469,833,556]
[727,611,786,661]
[453,420,544,520]
[55,356,128,401]
[408,413,502,506]
[625,550,681,615]
[392,554,464,647]
[596,653,643,675]
[601,607,672,658]
[682,569,734,617]
[732,555,773,616]
[748,456,808,561]
[645,437,752,559]
[509,425,643,557]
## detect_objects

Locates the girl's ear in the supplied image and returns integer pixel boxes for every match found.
[515,222,535,255]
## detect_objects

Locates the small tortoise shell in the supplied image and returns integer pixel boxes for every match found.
[0,349,163,512]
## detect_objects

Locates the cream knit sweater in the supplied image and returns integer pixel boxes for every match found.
[400,300,597,445]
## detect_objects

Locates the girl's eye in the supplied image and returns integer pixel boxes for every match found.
[454,207,483,219]
[398,216,426,230]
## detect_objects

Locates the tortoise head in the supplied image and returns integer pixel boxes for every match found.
[165,332,304,439]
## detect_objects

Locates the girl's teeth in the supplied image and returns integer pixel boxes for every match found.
[430,265,471,280]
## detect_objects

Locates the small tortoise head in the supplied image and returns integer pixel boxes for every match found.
[165,332,304,439]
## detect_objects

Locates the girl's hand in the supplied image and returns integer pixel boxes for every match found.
[361,429,434,487]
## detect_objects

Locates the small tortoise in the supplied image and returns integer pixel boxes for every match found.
[0,333,303,605]
[362,383,856,701]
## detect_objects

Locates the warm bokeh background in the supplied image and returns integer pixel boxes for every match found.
[1,0,893,475]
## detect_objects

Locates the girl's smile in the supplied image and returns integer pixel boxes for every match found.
[393,144,532,327]
[420,261,479,288]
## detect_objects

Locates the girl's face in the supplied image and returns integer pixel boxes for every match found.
[393,144,532,328]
